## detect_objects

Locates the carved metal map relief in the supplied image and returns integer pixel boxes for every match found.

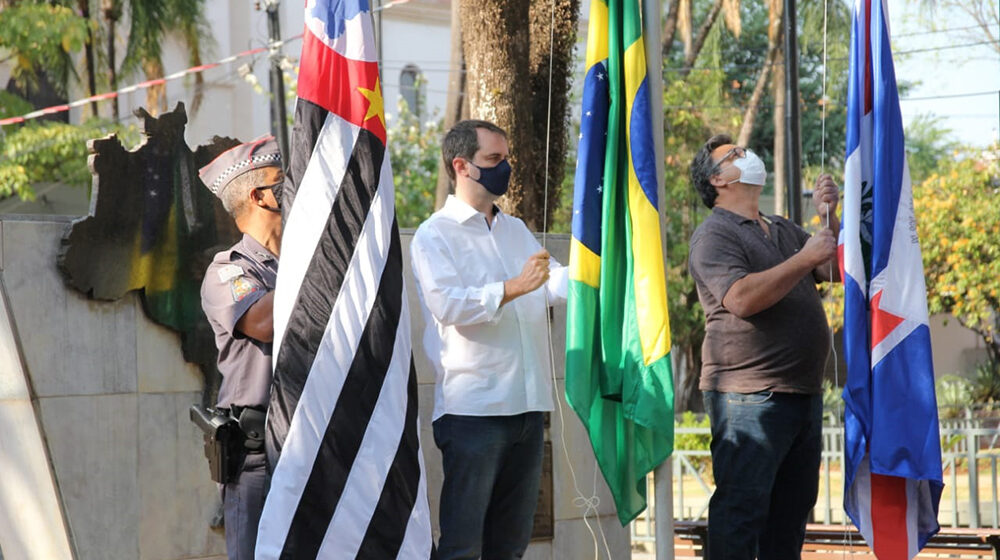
[58,103,242,404]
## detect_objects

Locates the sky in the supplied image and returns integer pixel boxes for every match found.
[886,0,1000,148]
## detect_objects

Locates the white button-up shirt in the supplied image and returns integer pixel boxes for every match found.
[410,195,567,421]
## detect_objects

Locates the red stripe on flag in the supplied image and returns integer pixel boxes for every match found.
[837,242,846,284]
[863,0,873,114]
[298,30,386,144]
[870,472,910,560]
[870,290,904,348]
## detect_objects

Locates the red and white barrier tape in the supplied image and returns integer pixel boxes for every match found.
[0,38,298,127]
[0,0,418,128]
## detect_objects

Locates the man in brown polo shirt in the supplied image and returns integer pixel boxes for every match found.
[199,136,283,560]
[687,134,840,560]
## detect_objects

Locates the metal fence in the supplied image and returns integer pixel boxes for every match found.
[631,413,1000,545]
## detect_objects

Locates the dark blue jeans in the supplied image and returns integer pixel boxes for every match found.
[703,390,822,560]
[223,450,268,560]
[433,412,544,560]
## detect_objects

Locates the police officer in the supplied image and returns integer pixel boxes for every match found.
[198,136,282,560]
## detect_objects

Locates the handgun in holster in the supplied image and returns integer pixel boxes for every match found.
[189,404,241,484]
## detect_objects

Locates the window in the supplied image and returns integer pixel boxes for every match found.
[399,64,424,121]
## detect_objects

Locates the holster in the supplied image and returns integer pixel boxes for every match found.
[234,406,265,452]
[189,404,241,484]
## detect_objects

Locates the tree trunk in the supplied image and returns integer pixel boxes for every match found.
[527,0,579,231]
[680,0,725,76]
[662,0,681,61]
[189,54,205,115]
[674,330,704,413]
[435,0,466,210]
[103,0,120,120]
[79,0,99,118]
[459,0,577,231]
[736,50,773,146]
[772,44,786,216]
[681,0,693,59]
[736,21,781,146]
[144,59,166,116]
[460,0,532,222]
[770,0,786,216]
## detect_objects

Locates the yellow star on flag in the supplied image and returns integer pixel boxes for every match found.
[358,78,385,129]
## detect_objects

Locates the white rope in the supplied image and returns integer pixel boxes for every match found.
[539,0,610,558]
[821,1,829,176]
[818,0,852,554]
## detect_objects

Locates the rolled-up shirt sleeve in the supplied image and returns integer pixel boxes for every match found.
[410,228,505,327]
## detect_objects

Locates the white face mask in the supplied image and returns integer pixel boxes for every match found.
[727,149,767,186]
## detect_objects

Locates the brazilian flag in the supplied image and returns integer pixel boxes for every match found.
[565,0,675,525]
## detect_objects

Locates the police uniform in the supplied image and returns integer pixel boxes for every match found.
[201,233,276,560]
[198,136,281,560]
[202,234,277,410]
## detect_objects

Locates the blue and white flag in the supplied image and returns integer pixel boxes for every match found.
[841,0,944,557]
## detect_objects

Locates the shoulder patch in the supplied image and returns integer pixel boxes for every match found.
[230,276,261,302]
[217,264,245,283]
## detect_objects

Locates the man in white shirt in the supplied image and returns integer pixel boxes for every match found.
[410,120,567,560]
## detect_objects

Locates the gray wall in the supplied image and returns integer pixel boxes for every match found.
[0,217,629,560]
[0,216,222,560]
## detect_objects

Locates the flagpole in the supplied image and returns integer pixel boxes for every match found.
[264,0,289,162]
[643,0,675,557]
[782,0,803,224]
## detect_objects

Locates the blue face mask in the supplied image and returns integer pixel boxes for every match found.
[470,159,512,196]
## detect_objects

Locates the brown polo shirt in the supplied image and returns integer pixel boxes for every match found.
[688,207,830,395]
[201,234,278,409]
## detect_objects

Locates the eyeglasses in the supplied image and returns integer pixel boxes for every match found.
[711,146,746,175]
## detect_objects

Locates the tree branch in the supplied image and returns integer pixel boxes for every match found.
[681,0,725,76]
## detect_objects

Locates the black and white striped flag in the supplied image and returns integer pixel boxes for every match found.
[256,1,434,557]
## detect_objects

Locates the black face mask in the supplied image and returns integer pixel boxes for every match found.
[470,159,512,196]
[256,184,282,213]
[270,181,283,206]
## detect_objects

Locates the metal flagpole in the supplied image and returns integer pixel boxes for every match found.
[783,0,803,224]
[643,0,675,557]
[264,0,290,162]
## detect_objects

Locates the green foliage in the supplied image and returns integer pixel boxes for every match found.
[674,411,711,451]
[905,114,960,185]
[121,0,212,77]
[970,362,1000,404]
[937,375,974,418]
[796,0,852,170]
[682,0,854,172]
[387,99,443,228]
[674,411,712,474]
[0,92,34,120]
[821,379,843,423]
[0,119,140,199]
[0,3,92,96]
[914,145,1000,369]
